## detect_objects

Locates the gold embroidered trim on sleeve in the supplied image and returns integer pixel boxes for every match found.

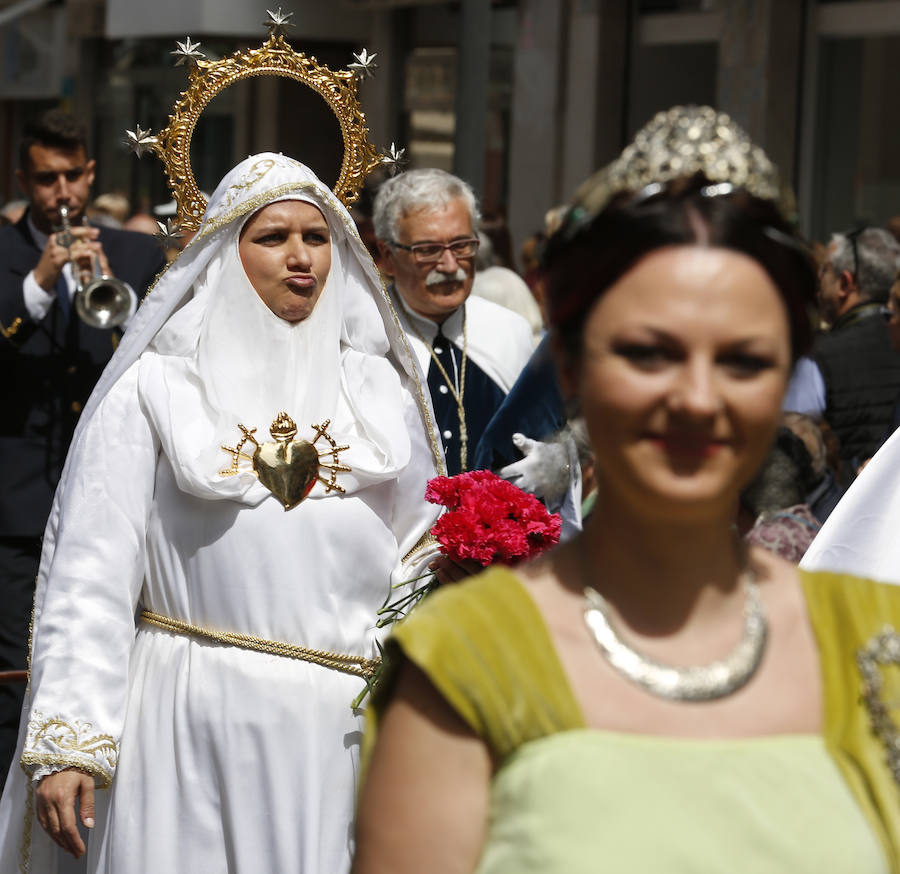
[21,713,118,790]
[19,752,114,790]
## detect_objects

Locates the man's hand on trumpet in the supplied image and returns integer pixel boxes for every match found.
[69,231,112,292]
[33,224,102,293]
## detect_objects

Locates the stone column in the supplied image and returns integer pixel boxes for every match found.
[507,0,567,269]
[453,0,492,198]
[358,10,395,152]
[717,0,805,188]
[508,0,629,268]
[561,0,629,196]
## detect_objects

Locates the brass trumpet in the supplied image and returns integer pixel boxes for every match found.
[57,205,136,330]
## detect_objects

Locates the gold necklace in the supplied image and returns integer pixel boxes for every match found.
[405,305,469,472]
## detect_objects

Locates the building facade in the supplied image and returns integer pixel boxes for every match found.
[1,0,898,260]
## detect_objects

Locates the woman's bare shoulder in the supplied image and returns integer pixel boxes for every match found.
[514,542,588,636]
[749,546,808,620]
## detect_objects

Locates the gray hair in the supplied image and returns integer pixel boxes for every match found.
[829,227,900,303]
[373,168,481,243]
[475,231,494,271]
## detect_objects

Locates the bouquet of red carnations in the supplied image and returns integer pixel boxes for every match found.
[377,470,561,630]
[425,469,562,566]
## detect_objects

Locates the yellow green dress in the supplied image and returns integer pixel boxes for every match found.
[366,568,900,872]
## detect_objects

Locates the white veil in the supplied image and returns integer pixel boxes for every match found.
[47,153,440,503]
[134,156,430,504]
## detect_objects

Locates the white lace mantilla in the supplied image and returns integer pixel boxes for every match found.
[21,711,119,788]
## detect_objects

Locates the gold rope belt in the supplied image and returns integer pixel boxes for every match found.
[140,610,381,680]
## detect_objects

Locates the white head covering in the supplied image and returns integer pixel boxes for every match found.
[66,153,442,506]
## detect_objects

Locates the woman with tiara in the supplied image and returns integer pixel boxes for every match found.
[0,152,441,873]
[353,108,900,873]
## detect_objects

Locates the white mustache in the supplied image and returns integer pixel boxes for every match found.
[425,267,467,286]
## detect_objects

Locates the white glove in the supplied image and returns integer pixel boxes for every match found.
[498,432,571,509]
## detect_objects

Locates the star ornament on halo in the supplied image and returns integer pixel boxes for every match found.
[380,143,407,176]
[171,37,205,67]
[349,48,378,79]
[125,125,158,159]
[155,219,184,250]
[264,7,295,38]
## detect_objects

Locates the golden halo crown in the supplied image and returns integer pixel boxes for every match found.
[568,105,795,228]
[127,8,399,232]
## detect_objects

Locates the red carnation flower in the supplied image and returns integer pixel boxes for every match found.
[426,469,562,567]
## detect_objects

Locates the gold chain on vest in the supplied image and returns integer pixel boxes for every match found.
[140,610,380,680]
[404,305,468,472]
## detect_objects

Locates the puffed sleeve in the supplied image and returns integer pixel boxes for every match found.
[20,360,158,787]
[364,567,585,769]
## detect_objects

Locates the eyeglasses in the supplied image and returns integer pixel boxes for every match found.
[390,237,480,264]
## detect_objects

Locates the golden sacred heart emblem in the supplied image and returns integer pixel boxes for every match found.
[220,412,351,510]
[254,437,320,510]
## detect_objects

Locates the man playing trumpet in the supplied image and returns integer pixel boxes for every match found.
[0,109,166,785]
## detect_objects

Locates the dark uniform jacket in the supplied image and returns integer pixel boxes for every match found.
[0,211,167,536]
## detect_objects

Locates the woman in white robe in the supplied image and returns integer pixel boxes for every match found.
[0,153,442,874]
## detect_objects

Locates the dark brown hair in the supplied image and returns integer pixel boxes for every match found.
[19,110,88,171]
[542,174,817,371]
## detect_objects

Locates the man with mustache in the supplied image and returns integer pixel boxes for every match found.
[374,169,533,476]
